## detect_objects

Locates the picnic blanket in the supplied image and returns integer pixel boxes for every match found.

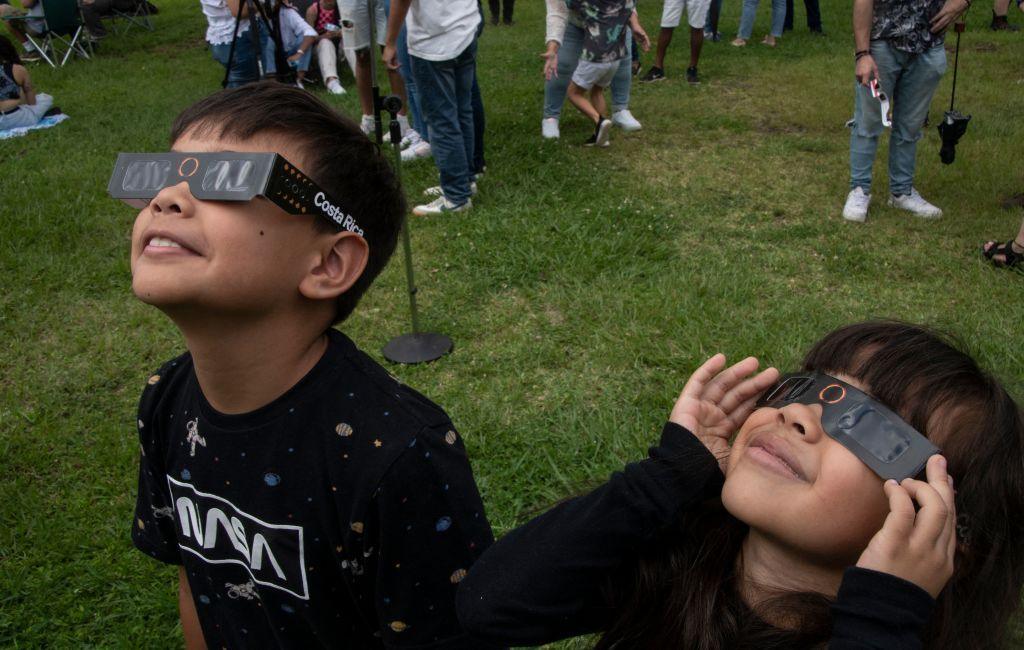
[0,113,69,140]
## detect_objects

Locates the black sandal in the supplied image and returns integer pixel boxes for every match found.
[981,239,1024,269]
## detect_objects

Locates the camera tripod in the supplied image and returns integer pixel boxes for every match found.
[222,0,291,87]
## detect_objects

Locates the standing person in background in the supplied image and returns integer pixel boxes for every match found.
[201,0,259,87]
[488,0,513,25]
[703,0,723,41]
[339,0,410,136]
[733,0,786,47]
[394,11,432,162]
[990,0,1021,29]
[384,0,481,215]
[842,0,969,222]
[783,0,824,34]
[306,0,355,95]
[0,34,53,129]
[639,0,711,84]
[541,0,648,140]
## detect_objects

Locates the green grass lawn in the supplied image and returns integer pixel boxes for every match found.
[1,0,1023,645]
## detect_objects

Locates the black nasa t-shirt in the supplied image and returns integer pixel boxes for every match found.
[132,329,495,649]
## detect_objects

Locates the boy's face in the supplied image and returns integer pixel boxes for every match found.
[130,132,328,317]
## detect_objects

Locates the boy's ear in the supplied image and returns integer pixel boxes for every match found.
[299,231,369,301]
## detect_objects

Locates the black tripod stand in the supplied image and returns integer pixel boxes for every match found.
[362,0,452,364]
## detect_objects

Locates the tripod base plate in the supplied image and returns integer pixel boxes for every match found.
[383,333,453,364]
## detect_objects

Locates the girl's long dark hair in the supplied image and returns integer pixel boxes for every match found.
[0,35,21,66]
[597,321,1024,649]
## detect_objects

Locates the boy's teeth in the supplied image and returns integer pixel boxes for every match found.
[150,237,182,248]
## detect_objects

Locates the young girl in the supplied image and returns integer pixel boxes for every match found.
[0,35,53,130]
[457,321,1024,648]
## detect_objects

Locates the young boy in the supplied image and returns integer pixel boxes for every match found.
[565,0,640,147]
[123,83,494,649]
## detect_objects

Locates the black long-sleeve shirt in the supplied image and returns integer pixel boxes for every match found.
[456,422,934,648]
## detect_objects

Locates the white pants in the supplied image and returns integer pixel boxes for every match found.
[660,0,712,29]
[0,93,52,130]
[317,38,357,80]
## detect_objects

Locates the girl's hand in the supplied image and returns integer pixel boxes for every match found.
[669,355,780,472]
[855,455,957,598]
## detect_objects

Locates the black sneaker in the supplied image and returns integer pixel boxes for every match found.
[991,12,1020,30]
[640,66,665,82]
[585,118,612,147]
[686,66,700,85]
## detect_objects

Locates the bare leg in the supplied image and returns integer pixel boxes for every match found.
[993,0,1011,15]
[567,82,600,123]
[591,86,607,120]
[382,46,408,116]
[688,26,704,68]
[0,6,29,45]
[354,48,374,116]
[653,27,674,68]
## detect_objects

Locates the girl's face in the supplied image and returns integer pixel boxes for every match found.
[721,375,891,566]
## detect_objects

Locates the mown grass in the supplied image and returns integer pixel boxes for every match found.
[1,0,1022,646]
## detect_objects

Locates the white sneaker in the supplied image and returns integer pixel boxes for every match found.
[541,118,560,140]
[295,78,305,90]
[412,196,472,216]
[399,129,421,149]
[424,181,476,197]
[326,79,345,95]
[888,188,942,218]
[612,109,642,131]
[360,115,374,135]
[843,187,871,223]
[401,141,432,162]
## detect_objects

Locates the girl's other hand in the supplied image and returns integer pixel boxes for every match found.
[855,455,957,598]
[540,44,559,80]
[669,354,780,472]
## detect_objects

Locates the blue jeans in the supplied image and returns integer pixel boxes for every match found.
[396,24,428,138]
[259,22,312,74]
[849,41,946,195]
[738,0,786,38]
[411,39,477,205]
[472,72,485,174]
[210,30,260,88]
[543,21,631,119]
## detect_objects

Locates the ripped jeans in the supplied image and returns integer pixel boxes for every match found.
[848,41,946,196]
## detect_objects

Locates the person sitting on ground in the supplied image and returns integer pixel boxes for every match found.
[542,0,647,139]
[260,0,317,89]
[305,0,353,95]
[124,83,495,648]
[982,216,1024,272]
[565,0,644,147]
[0,35,54,129]
[457,321,1024,650]
[0,0,44,62]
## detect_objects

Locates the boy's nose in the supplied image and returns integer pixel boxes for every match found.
[150,181,195,217]
[776,403,825,443]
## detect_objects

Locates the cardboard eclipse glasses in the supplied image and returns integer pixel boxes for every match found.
[755,372,940,481]
[107,152,365,237]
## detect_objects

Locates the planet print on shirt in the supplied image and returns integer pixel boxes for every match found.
[450,569,467,584]
[335,422,353,437]
[264,472,281,487]
[445,430,458,445]
[389,621,408,633]
[435,516,452,532]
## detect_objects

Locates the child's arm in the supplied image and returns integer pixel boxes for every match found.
[456,356,775,647]
[13,64,34,106]
[178,567,208,650]
[628,10,650,52]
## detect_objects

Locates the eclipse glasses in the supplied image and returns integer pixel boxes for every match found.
[107,152,365,237]
[756,372,939,481]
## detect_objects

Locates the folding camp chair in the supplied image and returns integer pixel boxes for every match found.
[108,0,152,34]
[19,0,91,67]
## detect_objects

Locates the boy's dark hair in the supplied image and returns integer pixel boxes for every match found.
[597,321,1024,650]
[169,82,406,324]
[0,35,21,66]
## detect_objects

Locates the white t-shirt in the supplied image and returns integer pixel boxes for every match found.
[278,6,316,51]
[405,0,480,62]
[200,0,250,45]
